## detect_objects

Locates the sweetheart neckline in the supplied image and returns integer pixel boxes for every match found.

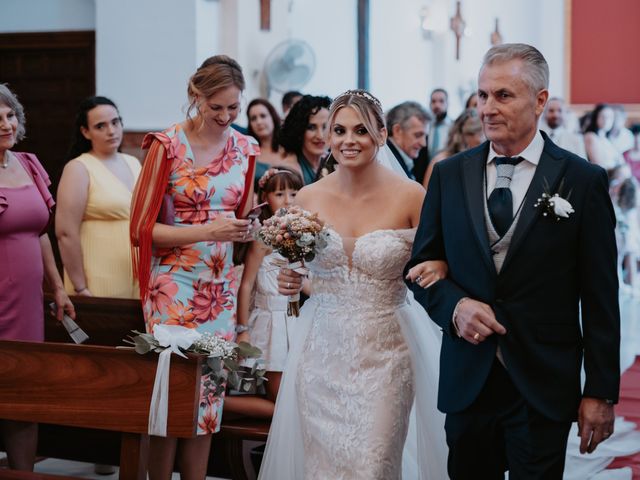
[327,227,416,272]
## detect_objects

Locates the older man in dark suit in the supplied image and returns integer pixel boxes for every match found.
[386,101,431,180]
[406,43,619,479]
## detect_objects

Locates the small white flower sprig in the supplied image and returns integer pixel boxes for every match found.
[534,178,574,221]
[124,326,266,394]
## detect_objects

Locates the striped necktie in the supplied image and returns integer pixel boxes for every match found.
[488,156,524,237]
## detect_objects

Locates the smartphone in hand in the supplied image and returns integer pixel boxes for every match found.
[247,202,268,221]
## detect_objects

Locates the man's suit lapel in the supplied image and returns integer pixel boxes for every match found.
[461,144,497,276]
[502,137,568,271]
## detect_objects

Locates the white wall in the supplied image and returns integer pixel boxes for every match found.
[0,0,570,130]
[227,0,357,125]
[370,0,564,117]
[95,0,199,130]
[0,0,95,32]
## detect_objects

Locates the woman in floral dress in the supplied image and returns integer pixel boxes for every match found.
[130,56,257,480]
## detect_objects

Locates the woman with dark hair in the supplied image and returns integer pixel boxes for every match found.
[465,92,478,111]
[0,83,74,471]
[246,98,299,184]
[130,55,257,480]
[279,94,332,184]
[584,103,624,171]
[422,108,484,188]
[56,96,141,298]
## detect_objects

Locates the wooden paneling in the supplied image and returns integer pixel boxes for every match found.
[0,340,201,438]
[0,31,95,182]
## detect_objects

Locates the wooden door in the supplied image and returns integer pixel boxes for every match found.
[0,31,95,181]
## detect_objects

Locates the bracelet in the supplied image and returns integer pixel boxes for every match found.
[235,324,250,334]
[452,297,468,338]
[74,286,87,293]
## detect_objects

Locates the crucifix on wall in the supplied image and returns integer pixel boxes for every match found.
[260,0,271,31]
[450,1,466,60]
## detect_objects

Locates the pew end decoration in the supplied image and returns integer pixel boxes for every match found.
[257,205,329,316]
[124,324,266,436]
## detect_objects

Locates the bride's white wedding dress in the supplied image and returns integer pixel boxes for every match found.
[259,227,448,480]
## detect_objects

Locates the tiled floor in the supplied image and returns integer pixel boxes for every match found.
[35,459,228,480]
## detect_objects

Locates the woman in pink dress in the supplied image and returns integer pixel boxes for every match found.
[130,56,257,480]
[0,84,74,471]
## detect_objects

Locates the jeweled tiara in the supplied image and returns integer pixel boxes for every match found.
[335,89,382,110]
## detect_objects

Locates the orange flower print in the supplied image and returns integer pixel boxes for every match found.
[205,249,227,279]
[175,165,209,196]
[189,280,231,323]
[165,300,197,328]
[198,402,220,434]
[190,280,214,323]
[147,273,179,315]
[173,189,212,224]
[153,131,186,161]
[211,282,233,314]
[208,150,237,176]
[235,135,251,154]
[225,266,239,293]
[221,184,243,211]
[160,245,201,272]
[145,314,162,334]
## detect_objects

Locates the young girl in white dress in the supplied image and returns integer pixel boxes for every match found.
[225,167,303,418]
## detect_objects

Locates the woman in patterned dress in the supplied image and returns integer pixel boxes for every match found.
[130,56,257,480]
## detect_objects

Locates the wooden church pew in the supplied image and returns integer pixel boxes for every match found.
[0,340,202,480]
[42,294,271,479]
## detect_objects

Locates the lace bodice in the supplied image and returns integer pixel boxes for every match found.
[309,228,416,312]
[296,228,418,479]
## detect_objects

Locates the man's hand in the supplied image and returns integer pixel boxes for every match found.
[454,298,506,344]
[578,397,615,454]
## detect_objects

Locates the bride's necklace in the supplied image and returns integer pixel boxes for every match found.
[1,152,10,169]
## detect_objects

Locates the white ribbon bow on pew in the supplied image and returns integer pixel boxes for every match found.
[148,324,201,436]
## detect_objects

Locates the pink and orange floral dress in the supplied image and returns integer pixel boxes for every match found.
[143,124,258,434]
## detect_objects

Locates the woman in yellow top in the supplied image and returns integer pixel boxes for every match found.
[56,96,141,298]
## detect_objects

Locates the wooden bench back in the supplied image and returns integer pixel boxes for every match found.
[0,340,200,438]
[44,295,145,347]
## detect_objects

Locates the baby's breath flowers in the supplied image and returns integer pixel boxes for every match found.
[124,326,265,395]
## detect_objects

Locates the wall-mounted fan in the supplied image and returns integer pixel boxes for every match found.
[264,39,315,93]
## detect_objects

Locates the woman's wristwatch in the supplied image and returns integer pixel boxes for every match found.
[235,324,250,333]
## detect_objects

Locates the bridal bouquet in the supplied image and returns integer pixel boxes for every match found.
[257,205,329,316]
[124,324,265,435]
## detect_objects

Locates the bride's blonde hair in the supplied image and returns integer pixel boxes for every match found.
[327,89,386,147]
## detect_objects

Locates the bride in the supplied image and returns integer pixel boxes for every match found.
[258,90,449,479]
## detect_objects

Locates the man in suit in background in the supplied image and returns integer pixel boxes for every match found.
[542,97,586,158]
[406,43,619,479]
[428,88,453,157]
[386,101,431,180]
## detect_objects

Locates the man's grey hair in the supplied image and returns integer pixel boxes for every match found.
[386,101,431,136]
[481,43,549,93]
[0,84,26,142]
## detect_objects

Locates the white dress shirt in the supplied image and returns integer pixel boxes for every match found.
[389,138,415,173]
[486,131,545,215]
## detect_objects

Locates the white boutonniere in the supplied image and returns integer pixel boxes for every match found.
[534,178,574,221]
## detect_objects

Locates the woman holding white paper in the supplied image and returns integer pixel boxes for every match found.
[0,84,74,471]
